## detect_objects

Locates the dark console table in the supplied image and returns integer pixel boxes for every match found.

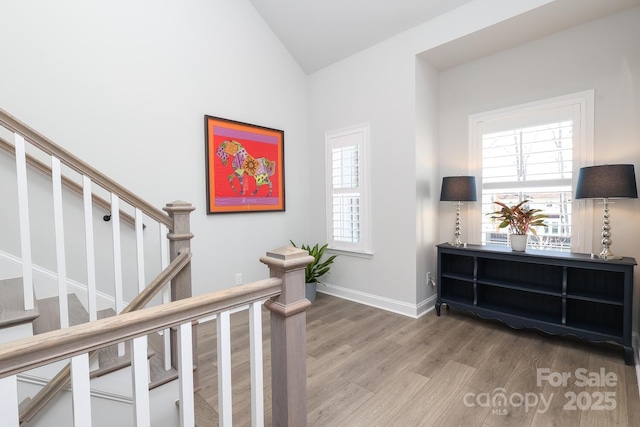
[436,243,636,365]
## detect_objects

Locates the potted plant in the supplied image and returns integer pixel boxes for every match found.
[487,200,549,251]
[290,241,337,302]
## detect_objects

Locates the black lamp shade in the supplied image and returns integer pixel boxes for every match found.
[440,176,477,202]
[575,164,638,199]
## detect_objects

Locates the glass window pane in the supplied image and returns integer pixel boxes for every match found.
[332,195,360,243]
[332,145,359,189]
[482,121,573,251]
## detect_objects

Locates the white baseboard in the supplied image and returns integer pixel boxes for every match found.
[316,281,436,319]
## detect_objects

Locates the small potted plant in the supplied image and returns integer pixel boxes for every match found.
[487,200,549,251]
[290,241,337,302]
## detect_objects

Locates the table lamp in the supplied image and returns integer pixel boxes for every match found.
[440,176,477,246]
[575,164,638,260]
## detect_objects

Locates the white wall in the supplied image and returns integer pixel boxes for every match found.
[0,0,310,296]
[436,8,640,322]
[308,32,420,313]
[415,57,441,309]
[307,0,552,316]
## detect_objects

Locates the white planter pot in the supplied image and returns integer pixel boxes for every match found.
[510,234,528,251]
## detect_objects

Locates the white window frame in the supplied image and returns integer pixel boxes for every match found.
[325,124,372,255]
[468,91,594,254]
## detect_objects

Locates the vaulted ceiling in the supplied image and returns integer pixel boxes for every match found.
[248,0,640,74]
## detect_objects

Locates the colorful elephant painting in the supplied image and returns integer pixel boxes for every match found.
[216,139,277,196]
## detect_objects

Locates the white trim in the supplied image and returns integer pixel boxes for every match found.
[316,282,436,318]
[111,194,124,315]
[111,194,125,356]
[135,208,146,294]
[71,354,92,426]
[178,322,195,427]
[325,123,372,254]
[249,302,264,427]
[52,157,69,329]
[160,223,171,371]
[468,90,594,253]
[14,133,34,311]
[131,335,151,427]
[0,376,19,427]
[17,373,134,404]
[0,249,118,310]
[198,303,261,324]
[217,311,233,426]
[83,175,98,321]
[326,248,374,259]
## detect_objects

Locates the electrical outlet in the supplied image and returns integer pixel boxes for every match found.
[235,273,242,285]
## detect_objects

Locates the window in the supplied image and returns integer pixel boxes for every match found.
[481,121,573,250]
[325,124,371,254]
[469,91,594,253]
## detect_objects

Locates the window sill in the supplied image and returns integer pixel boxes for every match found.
[327,247,374,259]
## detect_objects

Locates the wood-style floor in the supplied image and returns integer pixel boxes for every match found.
[195,293,640,426]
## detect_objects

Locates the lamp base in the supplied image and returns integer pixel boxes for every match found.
[597,247,622,260]
[451,201,463,247]
[596,198,623,260]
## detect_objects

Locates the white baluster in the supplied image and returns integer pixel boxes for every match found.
[71,353,92,426]
[131,336,151,427]
[160,224,171,371]
[217,311,232,427]
[52,157,69,328]
[178,322,194,427]
[249,301,264,427]
[83,176,97,321]
[111,195,125,356]
[14,133,34,311]
[135,208,145,293]
[0,375,19,427]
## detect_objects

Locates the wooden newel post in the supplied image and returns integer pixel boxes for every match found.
[162,200,195,373]
[260,247,314,427]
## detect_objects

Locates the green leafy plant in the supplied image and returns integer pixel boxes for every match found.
[487,200,549,236]
[290,241,337,283]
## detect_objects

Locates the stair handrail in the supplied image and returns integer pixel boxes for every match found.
[0,108,172,230]
[1,246,313,427]
[15,249,193,424]
[0,136,136,227]
[0,276,280,377]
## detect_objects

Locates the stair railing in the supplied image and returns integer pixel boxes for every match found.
[0,107,186,322]
[0,108,193,367]
[0,107,195,417]
[0,137,136,227]
[17,250,192,424]
[0,247,313,427]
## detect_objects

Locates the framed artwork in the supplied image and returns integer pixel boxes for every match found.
[204,116,285,213]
